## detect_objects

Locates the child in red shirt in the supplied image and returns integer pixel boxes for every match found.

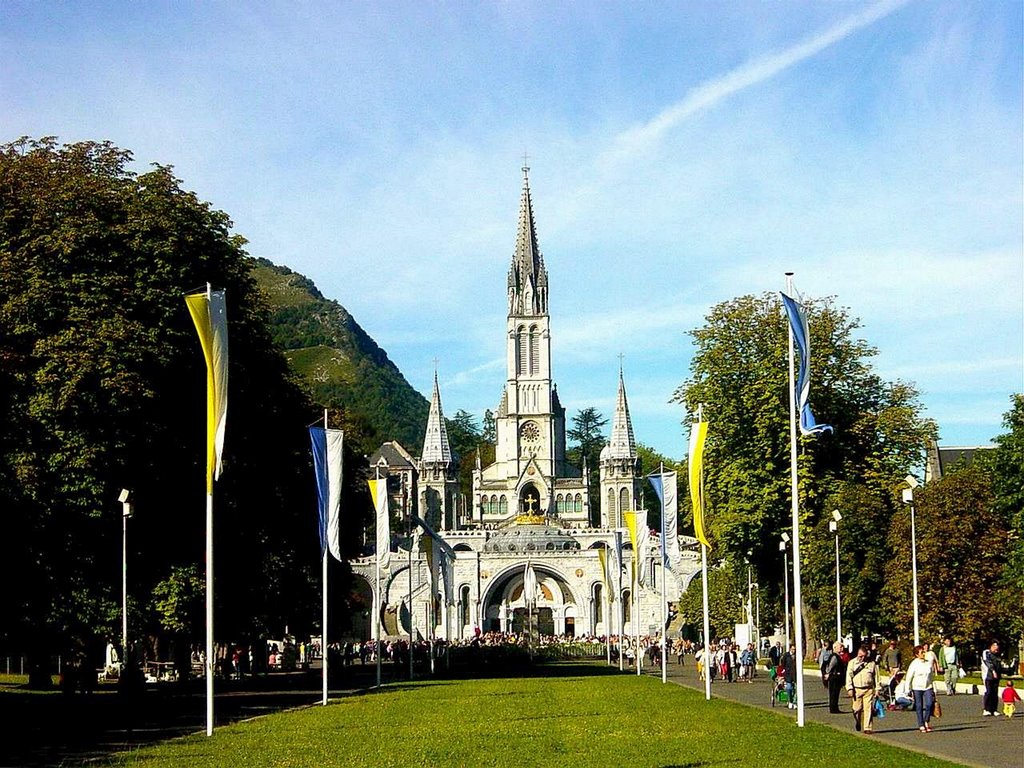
[1001,680,1021,718]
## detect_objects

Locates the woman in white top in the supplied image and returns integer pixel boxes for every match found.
[906,644,936,732]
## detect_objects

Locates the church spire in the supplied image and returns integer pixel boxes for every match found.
[607,366,637,460]
[421,370,453,464]
[507,164,548,316]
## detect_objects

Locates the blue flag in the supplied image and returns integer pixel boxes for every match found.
[309,427,344,560]
[648,470,683,579]
[780,291,832,436]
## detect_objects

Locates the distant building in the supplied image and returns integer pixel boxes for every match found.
[353,168,698,641]
[924,439,994,483]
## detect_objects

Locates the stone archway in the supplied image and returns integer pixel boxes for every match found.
[480,562,583,637]
[348,575,374,641]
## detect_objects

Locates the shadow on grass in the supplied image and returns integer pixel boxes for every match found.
[0,660,621,766]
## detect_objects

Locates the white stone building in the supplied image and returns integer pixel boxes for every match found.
[350,168,700,641]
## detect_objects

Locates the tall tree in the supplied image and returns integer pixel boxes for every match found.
[976,394,1022,665]
[0,138,326,682]
[672,293,934,650]
[567,407,607,470]
[880,463,1009,653]
[447,408,480,497]
[567,407,607,522]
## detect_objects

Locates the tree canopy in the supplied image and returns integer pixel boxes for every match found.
[672,292,935,647]
[0,138,369,679]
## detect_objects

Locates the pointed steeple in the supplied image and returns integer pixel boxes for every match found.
[507,164,548,316]
[421,371,453,464]
[607,366,637,460]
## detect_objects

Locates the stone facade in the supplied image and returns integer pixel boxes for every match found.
[352,168,699,641]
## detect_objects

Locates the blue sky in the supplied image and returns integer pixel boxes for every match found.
[2,0,1021,460]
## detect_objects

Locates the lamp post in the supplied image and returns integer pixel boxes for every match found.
[902,475,920,646]
[745,555,753,643]
[752,582,760,654]
[779,533,790,650]
[118,489,132,661]
[829,509,842,645]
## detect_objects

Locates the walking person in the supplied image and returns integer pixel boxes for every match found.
[824,641,846,713]
[981,641,1005,716]
[881,639,902,676]
[906,645,937,732]
[781,643,798,710]
[938,636,960,695]
[769,641,783,669]
[846,643,881,734]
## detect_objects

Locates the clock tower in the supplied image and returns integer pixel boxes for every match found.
[472,167,588,526]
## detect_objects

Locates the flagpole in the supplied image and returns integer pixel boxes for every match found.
[321,409,329,706]
[634,557,640,677]
[605,582,611,666]
[696,404,711,701]
[205,490,214,736]
[375,468,382,689]
[616,531,624,672]
[701,543,711,701]
[408,522,413,681]
[785,272,806,728]
[659,463,667,684]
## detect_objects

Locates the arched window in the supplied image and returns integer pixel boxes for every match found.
[498,496,508,516]
[528,325,539,375]
[618,487,629,517]
[459,585,472,629]
[517,325,527,375]
[593,583,604,624]
[574,494,583,514]
[556,494,565,515]
[622,590,631,624]
[606,488,615,523]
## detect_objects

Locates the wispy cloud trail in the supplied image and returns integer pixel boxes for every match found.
[612,0,912,154]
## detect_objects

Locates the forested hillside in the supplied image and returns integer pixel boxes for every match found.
[251,259,429,455]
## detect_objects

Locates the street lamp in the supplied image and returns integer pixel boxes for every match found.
[118,489,132,662]
[829,509,842,645]
[779,533,791,650]
[902,475,920,646]
[745,553,753,643]
[751,582,760,654]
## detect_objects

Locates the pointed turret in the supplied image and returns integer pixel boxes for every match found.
[507,165,548,316]
[419,370,459,530]
[607,368,637,460]
[421,372,453,464]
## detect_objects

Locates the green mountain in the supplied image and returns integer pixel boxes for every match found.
[250,258,428,454]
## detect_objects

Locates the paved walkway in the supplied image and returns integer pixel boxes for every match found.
[640,660,1023,768]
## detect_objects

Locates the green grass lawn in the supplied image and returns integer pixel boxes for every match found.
[105,666,962,768]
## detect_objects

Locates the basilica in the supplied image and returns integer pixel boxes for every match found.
[352,169,699,642]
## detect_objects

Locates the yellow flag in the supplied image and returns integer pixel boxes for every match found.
[688,420,710,548]
[185,288,228,494]
[368,477,391,567]
[597,547,609,593]
[624,510,641,587]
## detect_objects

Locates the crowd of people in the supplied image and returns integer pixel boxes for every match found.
[764,635,1021,736]
[693,639,760,684]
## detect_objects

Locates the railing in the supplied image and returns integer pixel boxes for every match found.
[1,655,64,676]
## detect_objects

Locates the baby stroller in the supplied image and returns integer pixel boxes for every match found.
[769,665,788,707]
